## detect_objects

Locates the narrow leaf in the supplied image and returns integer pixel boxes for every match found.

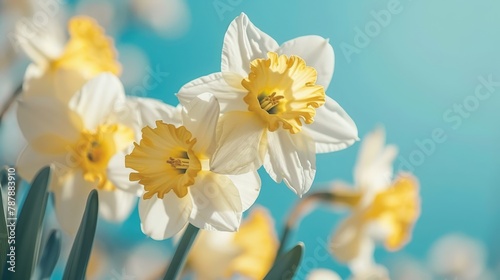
[37,229,62,279]
[63,190,99,280]
[264,242,304,280]
[2,166,51,279]
[163,223,200,280]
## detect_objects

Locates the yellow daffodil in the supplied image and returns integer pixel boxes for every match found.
[16,15,120,103]
[125,93,261,239]
[187,207,278,280]
[328,128,420,277]
[15,73,168,234]
[178,13,358,196]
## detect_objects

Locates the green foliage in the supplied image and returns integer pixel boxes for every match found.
[264,243,304,280]
[37,229,62,279]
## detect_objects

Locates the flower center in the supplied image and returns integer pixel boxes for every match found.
[242,52,326,134]
[72,124,134,191]
[51,16,121,77]
[362,175,420,250]
[125,121,202,199]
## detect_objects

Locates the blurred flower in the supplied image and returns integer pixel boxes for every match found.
[178,13,358,196]
[327,128,420,276]
[307,269,342,280]
[125,93,261,239]
[16,73,142,234]
[428,233,492,280]
[187,207,278,280]
[16,15,120,103]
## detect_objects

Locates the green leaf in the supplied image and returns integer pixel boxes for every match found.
[2,166,52,279]
[264,242,304,280]
[163,223,200,280]
[63,189,99,280]
[36,229,62,279]
[0,168,9,275]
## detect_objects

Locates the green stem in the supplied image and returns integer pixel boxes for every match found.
[0,83,22,124]
[275,224,292,261]
[163,224,200,280]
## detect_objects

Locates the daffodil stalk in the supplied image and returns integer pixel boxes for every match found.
[163,224,200,280]
[0,83,22,123]
[276,190,362,259]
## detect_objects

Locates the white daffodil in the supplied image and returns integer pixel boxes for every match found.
[186,207,277,280]
[307,269,342,280]
[15,73,160,235]
[125,92,261,240]
[16,15,120,103]
[328,128,420,277]
[178,13,358,196]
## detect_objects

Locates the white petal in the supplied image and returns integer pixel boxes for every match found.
[123,97,182,130]
[98,188,137,222]
[181,92,219,156]
[23,66,87,104]
[17,96,82,153]
[278,36,334,89]
[139,192,192,240]
[69,73,126,130]
[107,152,143,196]
[302,96,358,153]
[264,129,316,197]
[307,269,342,280]
[16,145,67,182]
[210,111,265,175]
[329,215,365,263]
[227,171,261,211]
[53,171,94,235]
[221,13,279,77]
[15,19,64,67]
[354,127,398,192]
[177,72,248,113]
[189,172,242,231]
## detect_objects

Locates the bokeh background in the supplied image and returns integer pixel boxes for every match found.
[2,0,500,279]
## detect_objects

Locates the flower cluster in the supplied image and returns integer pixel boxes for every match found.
[11,11,420,280]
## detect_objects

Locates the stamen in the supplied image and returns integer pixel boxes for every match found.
[259,92,284,112]
[167,157,190,169]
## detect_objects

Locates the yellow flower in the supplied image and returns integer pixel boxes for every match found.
[187,207,278,280]
[178,13,358,196]
[126,93,261,240]
[16,16,120,103]
[16,74,138,234]
[328,128,420,277]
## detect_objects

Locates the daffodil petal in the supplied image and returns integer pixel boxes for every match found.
[98,188,137,222]
[264,129,316,197]
[354,127,398,192]
[177,72,248,112]
[23,67,87,104]
[139,192,192,240]
[69,73,126,130]
[17,96,82,151]
[107,152,143,196]
[329,215,365,263]
[302,96,358,153]
[181,92,219,156]
[123,97,182,130]
[53,170,94,235]
[228,171,261,211]
[189,172,242,231]
[15,19,64,67]
[307,269,342,280]
[210,111,265,175]
[278,35,334,89]
[221,13,279,77]
[16,145,66,181]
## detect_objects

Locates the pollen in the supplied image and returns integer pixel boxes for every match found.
[125,121,202,199]
[242,52,325,134]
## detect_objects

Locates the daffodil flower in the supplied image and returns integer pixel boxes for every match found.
[16,16,120,103]
[186,207,277,280]
[307,269,342,280]
[178,13,358,196]
[16,73,157,234]
[125,93,261,239]
[328,128,420,276]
